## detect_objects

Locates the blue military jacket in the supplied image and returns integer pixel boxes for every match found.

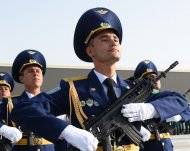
[0,91,55,151]
[147,90,189,122]
[10,70,189,145]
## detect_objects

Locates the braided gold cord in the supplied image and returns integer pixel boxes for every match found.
[68,81,88,129]
[7,97,16,127]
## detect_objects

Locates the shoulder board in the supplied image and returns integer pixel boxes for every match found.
[63,76,88,82]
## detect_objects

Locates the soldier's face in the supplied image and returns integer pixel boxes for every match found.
[146,73,161,90]
[0,85,11,99]
[19,65,43,91]
[86,30,121,65]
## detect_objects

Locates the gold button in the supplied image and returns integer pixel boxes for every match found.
[116,146,125,151]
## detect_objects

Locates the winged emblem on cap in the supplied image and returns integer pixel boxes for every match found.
[27,50,36,55]
[144,60,150,64]
[96,9,108,15]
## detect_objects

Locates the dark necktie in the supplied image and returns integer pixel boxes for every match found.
[103,78,117,103]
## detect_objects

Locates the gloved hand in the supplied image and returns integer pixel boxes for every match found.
[140,126,151,142]
[166,114,182,122]
[0,125,22,143]
[121,103,158,122]
[60,125,98,151]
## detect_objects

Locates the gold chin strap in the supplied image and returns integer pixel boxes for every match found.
[7,97,16,127]
[68,81,88,129]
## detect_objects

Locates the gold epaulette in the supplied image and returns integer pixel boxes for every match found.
[63,76,88,82]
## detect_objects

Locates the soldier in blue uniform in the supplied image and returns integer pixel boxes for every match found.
[0,49,57,151]
[10,7,189,151]
[123,60,190,151]
[0,72,18,151]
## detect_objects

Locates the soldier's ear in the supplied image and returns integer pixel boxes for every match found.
[19,75,24,83]
[86,46,93,58]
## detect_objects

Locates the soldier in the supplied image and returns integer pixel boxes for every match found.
[10,7,189,151]
[0,72,19,151]
[0,50,56,151]
[124,60,190,151]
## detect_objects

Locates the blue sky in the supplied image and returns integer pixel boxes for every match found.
[0,0,190,71]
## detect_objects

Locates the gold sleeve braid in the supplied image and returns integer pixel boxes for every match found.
[7,97,16,127]
[68,81,88,129]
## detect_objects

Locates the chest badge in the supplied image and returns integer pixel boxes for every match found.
[86,99,94,107]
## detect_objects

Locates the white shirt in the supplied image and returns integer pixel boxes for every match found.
[25,91,36,99]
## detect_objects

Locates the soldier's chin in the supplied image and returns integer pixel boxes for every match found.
[114,56,121,62]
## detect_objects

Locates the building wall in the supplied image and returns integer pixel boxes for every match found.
[1,66,190,101]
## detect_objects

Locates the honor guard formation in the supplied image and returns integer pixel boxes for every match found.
[0,7,190,151]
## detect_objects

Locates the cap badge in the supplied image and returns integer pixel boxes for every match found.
[28,59,38,63]
[27,50,36,55]
[96,9,108,15]
[100,22,111,28]
[147,68,153,72]
[144,60,150,64]
[0,80,6,83]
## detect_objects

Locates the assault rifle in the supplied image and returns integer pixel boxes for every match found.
[67,61,178,151]
[0,136,12,151]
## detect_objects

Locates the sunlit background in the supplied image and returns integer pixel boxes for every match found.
[1,0,190,71]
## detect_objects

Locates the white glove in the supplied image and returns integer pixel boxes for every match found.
[0,125,22,143]
[60,125,98,151]
[166,115,182,122]
[121,103,158,122]
[140,126,151,142]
